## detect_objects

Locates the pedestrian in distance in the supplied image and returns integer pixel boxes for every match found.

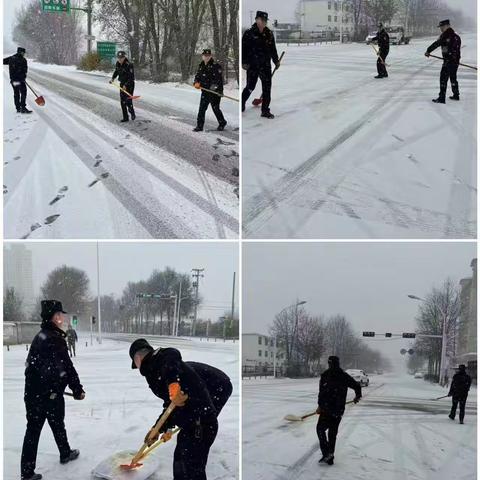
[371,23,390,79]
[66,324,78,358]
[241,11,280,119]
[130,338,233,480]
[316,356,362,466]
[110,51,136,122]
[21,300,85,480]
[3,47,32,114]
[448,364,471,424]
[193,49,227,132]
[425,19,462,104]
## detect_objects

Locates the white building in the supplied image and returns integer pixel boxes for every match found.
[242,333,286,369]
[4,244,35,312]
[300,0,354,34]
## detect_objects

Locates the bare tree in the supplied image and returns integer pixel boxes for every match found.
[4,288,26,323]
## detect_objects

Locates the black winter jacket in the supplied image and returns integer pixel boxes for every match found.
[24,322,84,400]
[194,58,224,93]
[318,367,362,417]
[112,59,135,88]
[372,29,390,54]
[427,27,461,64]
[3,53,28,82]
[140,347,232,431]
[242,24,279,69]
[448,371,471,399]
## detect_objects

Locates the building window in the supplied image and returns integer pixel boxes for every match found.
[265,351,268,357]
[271,352,274,358]
[258,336,262,345]
[258,350,262,357]
[328,15,332,22]
[328,1,331,10]
[334,16,338,22]
[334,1,338,11]
[270,339,274,347]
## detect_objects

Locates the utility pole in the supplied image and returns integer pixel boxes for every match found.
[191,268,204,336]
[96,242,102,344]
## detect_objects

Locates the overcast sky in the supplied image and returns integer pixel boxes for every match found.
[6,242,238,320]
[243,242,476,365]
[241,0,477,27]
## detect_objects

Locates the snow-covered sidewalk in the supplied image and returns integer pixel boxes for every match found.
[4,336,239,480]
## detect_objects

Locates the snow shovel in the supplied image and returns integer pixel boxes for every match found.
[197,86,239,102]
[431,395,449,401]
[120,403,177,470]
[252,51,285,106]
[110,81,141,100]
[371,45,390,67]
[426,53,477,71]
[25,80,45,106]
[284,400,355,422]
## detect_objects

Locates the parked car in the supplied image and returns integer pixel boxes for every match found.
[346,369,369,386]
[365,31,377,45]
[376,369,384,375]
[414,371,425,379]
[386,25,412,45]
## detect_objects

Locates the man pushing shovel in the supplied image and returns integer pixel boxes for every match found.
[316,356,362,466]
[130,339,233,480]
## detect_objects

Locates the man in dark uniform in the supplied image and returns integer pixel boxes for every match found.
[371,23,390,78]
[66,324,78,358]
[193,49,227,132]
[110,51,136,122]
[21,300,85,480]
[316,356,362,466]
[241,11,280,119]
[448,364,471,424]
[130,338,233,480]
[3,47,32,114]
[425,19,462,104]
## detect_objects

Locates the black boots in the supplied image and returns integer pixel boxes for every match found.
[449,95,460,101]
[432,97,446,104]
[60,449,80,464]
[21,474,42,480]
[21,107,32,114]
[217,121,227,131]
[261,111,274,119]
[193,126,203,132]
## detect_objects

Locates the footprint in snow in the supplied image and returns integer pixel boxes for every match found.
[88,179,99,187]
[232,167,239,177]
[94,159,103,167]
[118,144,124,148]
[215,137,235,146]
[392,134,405,142]
[4,162,9,165]
[125,134,131,139]
[49,194,64,205]
[224,150,238,159]
[59,186,68,193]
[101,173,109,179]
[14,156,21,161]
[44,215,60,225]
[21,222,42,239]
[95,154,102,160]
[4,185,8,194]
[212,154,220,162]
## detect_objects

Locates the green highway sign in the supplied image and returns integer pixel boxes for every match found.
[97,41,117,59]
[42,0,70,13]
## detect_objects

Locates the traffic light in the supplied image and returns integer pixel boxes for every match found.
[402,333,416,338]
[362,331,375,337]
[385,333,392,338]
[92,316,96,325]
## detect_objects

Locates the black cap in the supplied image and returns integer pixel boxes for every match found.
[438,19,450,27]
[17,47,26,54]
[129,338,154,369]
[41,300,67,321]
[458,364,466,371]
[256,11,268,21]
[117,50,127,58]
[328,355,340,368]
[202,48,212,55]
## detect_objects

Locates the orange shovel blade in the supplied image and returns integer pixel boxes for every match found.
[35,96,45,107]
[119,462,143,470]
[129,95,141,100]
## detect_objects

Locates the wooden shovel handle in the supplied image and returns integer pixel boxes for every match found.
[131,403,176,465]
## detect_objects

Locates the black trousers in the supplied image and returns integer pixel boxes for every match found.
[439,62,459,99]
[68,342,76,357]
[21,395,71,477]
[316,413,342,457]
[11,80,27,110]
[197,92,226,129]
[120,82,135,120]
[450,396,467,422]
[242,66,273,112]
[173,419,218,480]
[377,51,389,77]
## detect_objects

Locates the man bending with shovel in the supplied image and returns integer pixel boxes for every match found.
[316,356,362,466]
[110,51,136,122]
[130,338,233,480]
[3,47,32,114]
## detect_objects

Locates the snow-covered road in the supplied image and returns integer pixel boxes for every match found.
[3,64,239,239]
[242,373,476,480]
[242,34,477,239]
[4,335,239,480]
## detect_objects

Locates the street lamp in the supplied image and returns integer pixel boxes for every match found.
[408,294,448,386]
